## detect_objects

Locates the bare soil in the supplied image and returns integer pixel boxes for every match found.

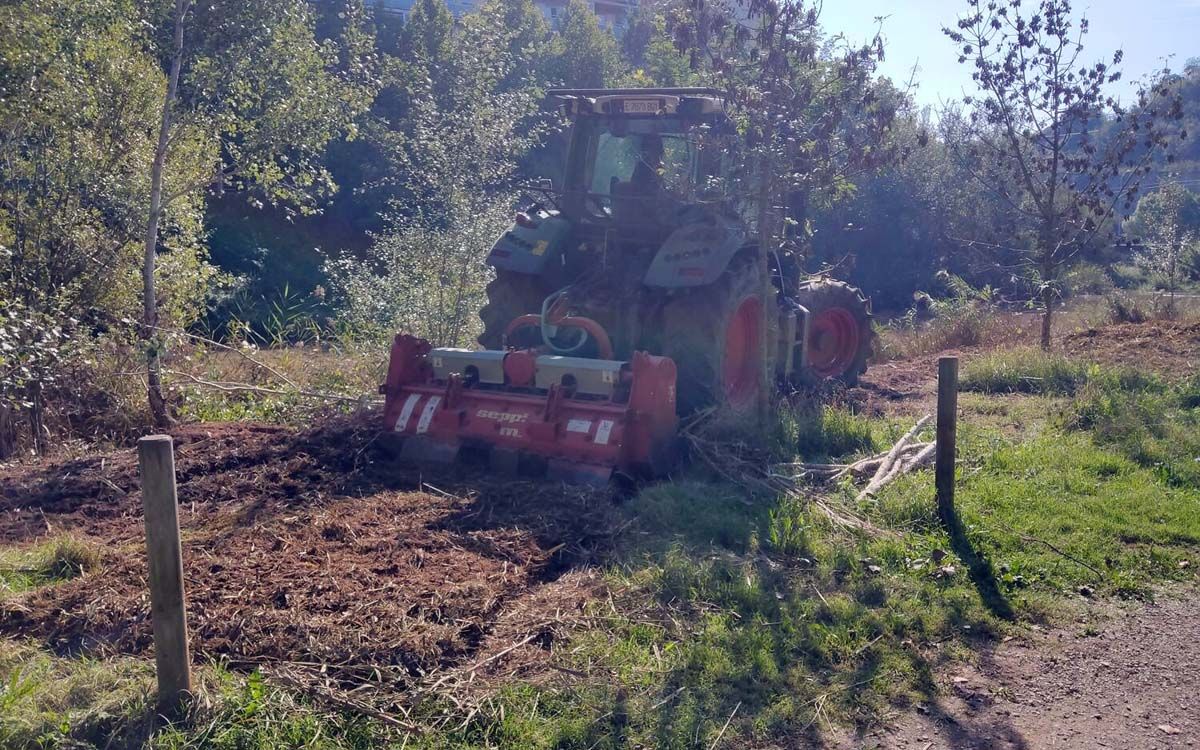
[0,418,614,680]
[1062,319,1200,376]
[852,591,1200,750]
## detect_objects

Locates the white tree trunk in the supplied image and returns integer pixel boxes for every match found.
[143,0,190,428]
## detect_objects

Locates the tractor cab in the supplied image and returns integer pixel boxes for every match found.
[553,89,735,236]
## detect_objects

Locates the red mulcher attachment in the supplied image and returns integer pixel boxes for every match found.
[379,334,679,484]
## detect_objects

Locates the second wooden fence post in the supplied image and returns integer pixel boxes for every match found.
[137,434,193,716]
[935,356,959,524]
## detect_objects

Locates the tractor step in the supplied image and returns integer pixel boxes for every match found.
[379,335,679,484]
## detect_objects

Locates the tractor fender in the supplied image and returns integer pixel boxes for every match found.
[642,213,748,288]
[485,211,572,275]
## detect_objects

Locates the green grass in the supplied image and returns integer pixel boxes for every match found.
[789,404,878,460]
[3,376,1199,748]
[960,346,1165,396]
[0,537,100,596]
[0,641,381,749]
[1064,373,1200,489]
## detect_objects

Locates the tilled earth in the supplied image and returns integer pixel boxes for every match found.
[0,418,614,682]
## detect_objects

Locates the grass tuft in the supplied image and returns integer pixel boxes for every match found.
[791,405,877,460]
[0,537,101,595]
[960,347,1159,396]
[1064,374,1200,488]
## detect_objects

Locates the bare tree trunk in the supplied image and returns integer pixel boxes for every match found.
[1168,253,1177,319]
[0,403,15,460]
[755,149,777,427]
[143,0,190,429]
[27,381,45,456]
[1039,284,1054,350]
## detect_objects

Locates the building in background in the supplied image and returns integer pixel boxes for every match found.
[368,0,638,34]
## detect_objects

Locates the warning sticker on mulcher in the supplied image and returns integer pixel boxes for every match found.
[594,419,615,445]
[395,393,421,432]
[566,419,592,434]
[416,396,441,434]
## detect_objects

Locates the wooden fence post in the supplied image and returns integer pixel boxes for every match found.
[935,356,959,524]
[137,434,192,716]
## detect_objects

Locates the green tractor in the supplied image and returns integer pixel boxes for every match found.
[381,88,874,482]
[480,87,874,412]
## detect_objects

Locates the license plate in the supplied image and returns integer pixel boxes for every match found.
[622,99,660,113]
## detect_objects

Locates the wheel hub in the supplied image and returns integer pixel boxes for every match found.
[807,307,861,378]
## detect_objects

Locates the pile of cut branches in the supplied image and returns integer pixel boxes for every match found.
[681,412,877,533]
[785,414,936,502]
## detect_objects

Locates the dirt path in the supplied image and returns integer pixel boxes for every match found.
[853,591,1200,749]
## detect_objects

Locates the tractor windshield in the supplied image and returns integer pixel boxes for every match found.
[589,129,696,202]
[563,116,716,222]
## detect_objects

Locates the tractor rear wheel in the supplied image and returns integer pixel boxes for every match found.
[794,278,875,385]
[478,271,549,350]
[659,257,767,414]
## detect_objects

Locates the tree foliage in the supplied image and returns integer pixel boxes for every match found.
[1125,181,1200,311]
[944,0,1186,346]
[326,0,555,346]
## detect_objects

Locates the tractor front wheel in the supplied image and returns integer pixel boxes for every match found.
[794,278,875,385]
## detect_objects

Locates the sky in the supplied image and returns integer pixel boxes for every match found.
[818,0,1200,109]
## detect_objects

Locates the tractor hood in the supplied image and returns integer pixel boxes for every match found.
[643,212,748,288]
[485,209,572,275]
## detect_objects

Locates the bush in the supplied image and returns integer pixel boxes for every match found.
[1063,262,1116,297]
[1106,292,1150,324]
[325,200,513,347]
[876,275,1022,361]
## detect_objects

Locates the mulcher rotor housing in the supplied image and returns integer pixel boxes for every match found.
[381,88,876,483]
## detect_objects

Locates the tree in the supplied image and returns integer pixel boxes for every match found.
[1,0,213,450]
[327,0,553,346]
[1125,181,1200,315]
[667,0,899,419]
[945,0,1185,348]
[138,0,366,426]
[545,0,626,88]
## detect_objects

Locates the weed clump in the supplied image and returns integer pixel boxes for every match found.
[45,538,101,580]
[961,348,1089,394]
[961,348,1158,396]
[0,536,100,595]
[791,405,876,460]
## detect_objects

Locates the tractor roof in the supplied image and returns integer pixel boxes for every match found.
[548,88,727,119]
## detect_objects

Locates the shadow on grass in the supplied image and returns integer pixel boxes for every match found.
[940,503,1016,621]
